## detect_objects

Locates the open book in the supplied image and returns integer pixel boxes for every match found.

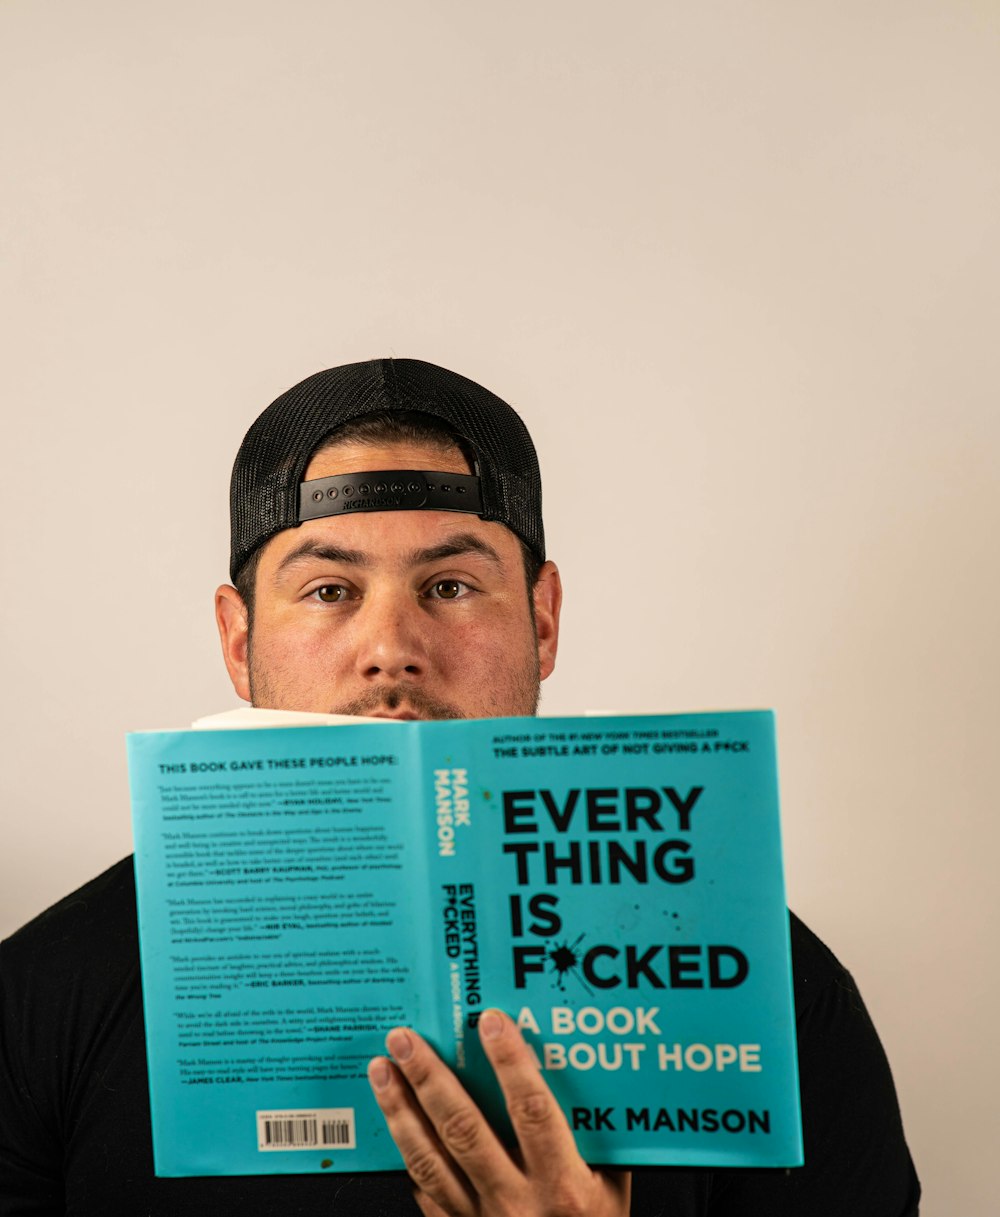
[127,709,802,1176]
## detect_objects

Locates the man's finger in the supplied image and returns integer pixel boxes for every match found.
[371,1030,528,1208]
[381,1027,521,1197]
[367,1054,477,1216]
[475,1008,583,1182]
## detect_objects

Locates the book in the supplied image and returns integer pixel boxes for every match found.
[127,709,802,1177]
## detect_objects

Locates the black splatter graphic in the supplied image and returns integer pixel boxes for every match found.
[548,933,593,995]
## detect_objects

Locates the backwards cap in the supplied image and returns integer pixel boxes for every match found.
[229,358,544,582]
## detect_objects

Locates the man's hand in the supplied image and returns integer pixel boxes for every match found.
[367,1008,631,1217]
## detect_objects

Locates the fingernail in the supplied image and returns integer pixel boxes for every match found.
[387,1027,413,1062]
[480,1010,503,1040]
[368,1058,391,1091]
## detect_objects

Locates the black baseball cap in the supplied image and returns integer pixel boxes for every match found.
[229,358,544,582]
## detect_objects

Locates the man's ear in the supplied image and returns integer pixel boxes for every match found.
[215,584,252,703]
[533,560,562,682]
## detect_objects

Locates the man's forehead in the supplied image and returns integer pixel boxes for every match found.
[269,525,509,577]
[304,437,472,480]
[275,437,510,574]
[259,509,521,586]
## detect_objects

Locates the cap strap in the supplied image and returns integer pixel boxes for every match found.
[298,470,482,523]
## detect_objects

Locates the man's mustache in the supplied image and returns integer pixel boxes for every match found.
[332,687,464,720]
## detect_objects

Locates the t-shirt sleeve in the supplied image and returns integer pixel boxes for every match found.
[0,938,65,1216]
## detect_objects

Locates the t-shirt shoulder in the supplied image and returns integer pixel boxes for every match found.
[787,909,860,1021]
[1,856,138,982]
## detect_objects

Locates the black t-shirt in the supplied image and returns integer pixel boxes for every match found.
[0,859,919,1215]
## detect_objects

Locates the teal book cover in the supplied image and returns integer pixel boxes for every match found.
[127,710,801,1177]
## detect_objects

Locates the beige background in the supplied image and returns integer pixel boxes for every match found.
[2,2,997,1212]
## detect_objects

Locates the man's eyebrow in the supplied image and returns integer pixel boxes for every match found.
[405,533,504,568]
[274,539,372,575]
[272,532,504,578]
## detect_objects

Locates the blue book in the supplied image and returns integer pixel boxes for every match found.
[127,709,802,1176]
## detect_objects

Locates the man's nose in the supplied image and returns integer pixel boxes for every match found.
[353,592,429,681]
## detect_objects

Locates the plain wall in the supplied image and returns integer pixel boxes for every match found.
[2,3,997,1212]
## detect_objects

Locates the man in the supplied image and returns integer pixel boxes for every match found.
[0,358,919,1215]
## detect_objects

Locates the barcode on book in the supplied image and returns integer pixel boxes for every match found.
[256,1108,356,1152]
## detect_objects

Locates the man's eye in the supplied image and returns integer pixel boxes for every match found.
[314,585,350,603]
[426,580,468,600]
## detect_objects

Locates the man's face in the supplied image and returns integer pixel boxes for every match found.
[215,439,561,720]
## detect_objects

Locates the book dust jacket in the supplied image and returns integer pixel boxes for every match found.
[127,710,802,1176]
